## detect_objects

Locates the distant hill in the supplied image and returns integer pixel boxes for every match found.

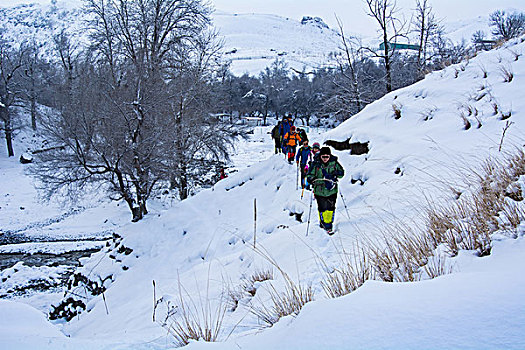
[0,1,503,76]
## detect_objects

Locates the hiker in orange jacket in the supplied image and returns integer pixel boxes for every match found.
[283,125,302,164]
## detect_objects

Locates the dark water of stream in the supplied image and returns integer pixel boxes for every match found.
[0,249,101,271]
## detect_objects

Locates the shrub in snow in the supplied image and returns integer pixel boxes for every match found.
[49,297,86,321]
[489,10,525,41]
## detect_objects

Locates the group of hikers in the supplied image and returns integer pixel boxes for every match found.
[271,115,344,235]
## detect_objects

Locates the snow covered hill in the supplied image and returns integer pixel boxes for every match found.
[0,1,509,75]
[0,2,341,75]
[2,33,524,349]
[212,12,340,75]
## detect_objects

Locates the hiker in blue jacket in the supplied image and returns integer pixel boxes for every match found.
[296,140,312,189]
[279,115,293,155]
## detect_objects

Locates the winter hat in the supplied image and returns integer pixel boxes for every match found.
[290,126,296,131]
[312,142,320,149]
[320,146,331,156]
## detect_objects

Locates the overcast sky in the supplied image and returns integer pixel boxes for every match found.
[1,0,524,36]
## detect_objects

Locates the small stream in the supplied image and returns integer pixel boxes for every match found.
[0,233,111,298]
[0,248,101,271]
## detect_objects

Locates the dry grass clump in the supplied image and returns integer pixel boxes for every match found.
[159,278,228,347]
[322,243,373,298]
[249,247,314,327]
[425,152,525,257]
[367,228,430,282]
[459,113,472,130]
[347,149,525,288]
[392,104,402,120]
[251,277,314,326]
[499,64,514,82]
[423,253,454,279]
[241,268,274,296]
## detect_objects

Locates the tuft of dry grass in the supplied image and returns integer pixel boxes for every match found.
[392,104,402,120]
[499,64,514,82]
[250,278,314,327]
[501,110,512,120]
[423,253,454,279]
[159,277,228,347]
[367,224,434,282]
[425,152,525,257]
[226,286,245,312]
[248,246,315,327]
[322,243,373,298]
[478,64,488,78]
[500,201,525,234]
[460,113,472,130]
[366,149,525,283]
[241,268,274,297]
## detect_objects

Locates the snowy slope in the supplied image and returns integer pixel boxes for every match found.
[212,11,340,75]
[0,2,511,76]
[1,2,525,348]
[2,35,524,349]
[0,3,341,75]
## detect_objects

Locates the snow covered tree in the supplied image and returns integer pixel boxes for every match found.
[259,58,291,123]
[33,0,235,221]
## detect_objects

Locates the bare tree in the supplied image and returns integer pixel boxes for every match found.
[489,10,525,41]
[0,40,27,157]
[164,29,238,200]
[22,40,46,130]
[333,16,365,115]
[412,0,440,73]
[33,0,231,221]
[364,0,407,93]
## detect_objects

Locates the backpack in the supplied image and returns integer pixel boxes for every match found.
[272,123,281,138]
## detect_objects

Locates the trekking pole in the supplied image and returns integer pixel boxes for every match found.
[306,191,314,236]
[296,163,299,190]
[339,190,351,220]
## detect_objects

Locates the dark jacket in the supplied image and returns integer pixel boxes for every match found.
[271,123,281,139]
[298,129,308,143]
[307,155,344,197]
[280,119,293,137]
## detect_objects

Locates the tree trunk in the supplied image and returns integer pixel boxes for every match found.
[383,32,392,93]
[115,167,142,222]
[179,171,188,200]
[31,94,37,130]
[4,113,14,157]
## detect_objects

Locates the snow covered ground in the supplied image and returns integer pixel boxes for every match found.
[1,12,525,350]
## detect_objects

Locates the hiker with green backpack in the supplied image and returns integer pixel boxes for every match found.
[306,146,344,235]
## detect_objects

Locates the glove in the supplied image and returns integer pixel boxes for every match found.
[324,174,337,190]
[325,173,336,181]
